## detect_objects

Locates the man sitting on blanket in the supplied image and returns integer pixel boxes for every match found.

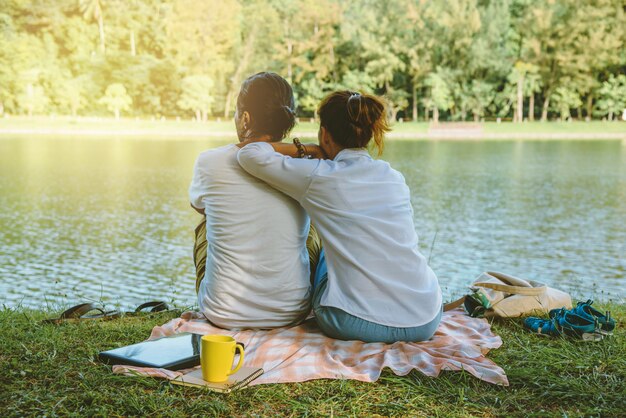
[189,72,322,329]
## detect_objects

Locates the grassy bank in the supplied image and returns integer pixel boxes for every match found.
[1,303,624,417]
[0,117,625,139]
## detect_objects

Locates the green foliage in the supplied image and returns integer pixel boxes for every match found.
[425,71,454,122]
[99,83,132,119]
[0,0,624,120]
[551,86,583,120]
[595,75,626,121]
[55,77,87,117]
[177,75,215,121]
[16,83,49,116]
[467,80,496,121]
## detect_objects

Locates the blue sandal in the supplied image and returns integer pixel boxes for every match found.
[524,308,604,341]
[571,300,615,335]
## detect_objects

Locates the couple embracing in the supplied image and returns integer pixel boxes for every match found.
[189,72,442,344]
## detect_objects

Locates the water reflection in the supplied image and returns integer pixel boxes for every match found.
[0,137,624,309]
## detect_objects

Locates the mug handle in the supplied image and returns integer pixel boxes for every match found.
[228,343,245,376]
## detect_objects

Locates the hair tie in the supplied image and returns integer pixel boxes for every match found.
[283,105,295,116]
[347,92,362,121]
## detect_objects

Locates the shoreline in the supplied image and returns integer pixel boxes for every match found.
[1,118,625,140]
[1,128,625,140]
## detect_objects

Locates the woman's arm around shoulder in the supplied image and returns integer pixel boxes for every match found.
[236,141,323,202]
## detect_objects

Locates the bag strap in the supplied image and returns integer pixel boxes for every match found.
[472,281,546,296]
[444,296,466,312]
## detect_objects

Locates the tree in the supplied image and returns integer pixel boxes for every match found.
[165,0,240,115]
[177,75,214,121]
[341,0,408,121]
[515,0,621,122]
[55,77,87,117]
[508,62,537,122]
[525,70,542,121]
[425,71,454,123]
[17,83,49,116]
[79,0,106,54]
[99,83,132,119]
[595,75,626,121]
[0,0,624,121]
[402,0,432,121]
[550,86,582,121]
[467,80,496,122]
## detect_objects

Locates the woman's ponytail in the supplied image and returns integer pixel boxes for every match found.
[318,91,390,156]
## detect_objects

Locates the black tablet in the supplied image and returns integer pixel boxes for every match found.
[98,333,204,370]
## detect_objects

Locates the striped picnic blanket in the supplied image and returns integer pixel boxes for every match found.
[112,308,509,386]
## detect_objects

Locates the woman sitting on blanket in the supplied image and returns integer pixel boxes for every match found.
[189,72,321,330]
[237,91,443,343]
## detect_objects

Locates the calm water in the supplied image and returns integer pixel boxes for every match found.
[1,137,624,309]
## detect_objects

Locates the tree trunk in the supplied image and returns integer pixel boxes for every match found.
[512,102,517,122]
[529,93,535,121]
[114,108,120,120]
[541,96,550,122]
[329,43,336,81]
[195,110,201,121]
[391,108,398,123]
[412,85,418,121]
[576,106,581,120]
[130,30,136,56]
[284,19,292,83]
[433,107,439,123]
[586,94,593,121]
[223,26,259,118]
[608,111,613,121]
[473,110,479,122]
[223,92,233,119]
[98,15,106,54]
[517,75,524,122]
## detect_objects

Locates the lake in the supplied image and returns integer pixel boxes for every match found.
[1,137,624,310]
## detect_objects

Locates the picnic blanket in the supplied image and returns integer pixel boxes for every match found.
[112,308,509,386]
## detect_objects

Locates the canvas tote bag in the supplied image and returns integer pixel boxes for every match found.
[444,271,572,318]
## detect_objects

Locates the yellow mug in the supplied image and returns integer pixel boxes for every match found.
[200,335,245,383]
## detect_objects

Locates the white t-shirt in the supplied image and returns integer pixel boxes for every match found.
[238,142,442,328]
[189,144,311,329]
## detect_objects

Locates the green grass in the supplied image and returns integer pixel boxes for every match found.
[1,303,624,417]
[0,116,624,139]
[482,121,626,134]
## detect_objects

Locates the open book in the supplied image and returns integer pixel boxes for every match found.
[171,366,263,393]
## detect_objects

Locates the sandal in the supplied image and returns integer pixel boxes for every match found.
[124,300,172,316]
[571,300,615,335]
[42,303,120,325]
[524,308,604,341]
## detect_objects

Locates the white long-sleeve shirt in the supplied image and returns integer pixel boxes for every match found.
[237,142,442,327]
[189,144,311,329]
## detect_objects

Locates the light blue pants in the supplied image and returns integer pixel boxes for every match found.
[312,249,442,343]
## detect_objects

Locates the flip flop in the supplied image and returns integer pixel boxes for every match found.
[42,303,121,325]
[124,300,172,316]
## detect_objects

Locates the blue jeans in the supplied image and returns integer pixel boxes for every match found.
[312,250,442,343]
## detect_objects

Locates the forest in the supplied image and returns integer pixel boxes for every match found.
[1,0,625,122]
